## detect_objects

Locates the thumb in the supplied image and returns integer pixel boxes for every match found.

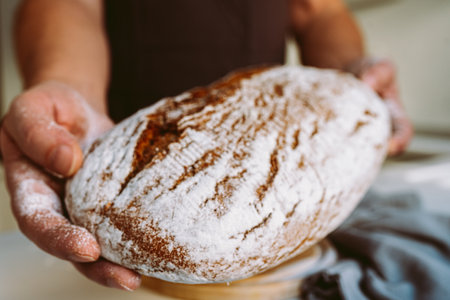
[3,95,84,177]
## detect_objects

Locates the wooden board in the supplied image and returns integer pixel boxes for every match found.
[142,239,336,300]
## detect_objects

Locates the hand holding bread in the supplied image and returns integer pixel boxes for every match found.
[0,81,140,290]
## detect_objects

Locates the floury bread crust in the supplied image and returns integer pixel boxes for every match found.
[65,66,390,283]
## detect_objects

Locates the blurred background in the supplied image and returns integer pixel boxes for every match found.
[1,1,449,299]
[1,0,449,232]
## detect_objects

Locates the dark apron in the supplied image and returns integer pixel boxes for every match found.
[104,0,289,122]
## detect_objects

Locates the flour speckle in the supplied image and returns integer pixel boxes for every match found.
[14,179,61,219]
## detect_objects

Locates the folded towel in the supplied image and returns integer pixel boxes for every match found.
[301,190,450,300]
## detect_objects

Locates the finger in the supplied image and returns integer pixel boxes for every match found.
[385,99,414,156]
[3,89,84,177]
[353,59,414,155]
[1,129,101,262]
[73,259,141,291]
[387,117,414,156]
[360,60,396,93]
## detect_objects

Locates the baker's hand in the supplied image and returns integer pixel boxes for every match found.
[346,58,414,156]
[0,81,141,290]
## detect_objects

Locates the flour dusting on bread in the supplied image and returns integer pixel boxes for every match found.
[66,66,390,283]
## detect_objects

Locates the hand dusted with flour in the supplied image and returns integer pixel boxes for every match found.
[65,66,390,283]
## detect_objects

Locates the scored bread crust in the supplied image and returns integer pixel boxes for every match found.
[65,66,390,283]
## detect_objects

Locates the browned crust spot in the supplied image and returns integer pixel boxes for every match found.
[86,139,101,155]
[310,121,319,138]
[352,120,369,134]
[254,96,267,107]
[325,110,336,122]
[215,110,233,129]
[291,129,300,150]
[168,147,223,192]
[107,209,197,272]
[274,84,284,97]
[210,66,270,90]
[119,114,180,194]
[280,189,326,260]
[302,99,316,113]
[364,109,378,118]
[101,171,113,181]
[242,212,273,241]
[311,81,320,90]
[255,100,289,209]
[231,114,246,131]
[202,169,247,217]
[283,202,300,226]
[298,156,305,168]
[256,147,279,203]
[130,119,145,137]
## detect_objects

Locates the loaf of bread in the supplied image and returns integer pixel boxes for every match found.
[65,65,390,284]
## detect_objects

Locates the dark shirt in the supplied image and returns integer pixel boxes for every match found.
[104,0,289,122]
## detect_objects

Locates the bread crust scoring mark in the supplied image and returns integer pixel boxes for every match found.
[119,115,180,194]
[119,67,270,196]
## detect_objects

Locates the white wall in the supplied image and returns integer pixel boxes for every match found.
[0,0,20,232]
[1,0,21,116]
[349,0,450,133]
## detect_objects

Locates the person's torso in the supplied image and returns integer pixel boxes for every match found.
[105,0,289,121]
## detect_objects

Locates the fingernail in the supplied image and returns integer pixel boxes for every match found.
[106,278,134,291]
[68,253,97,262]
[118,283,134,292]
[49,144,76,176]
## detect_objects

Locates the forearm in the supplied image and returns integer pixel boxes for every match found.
[15,0,109,114]
[290,0,364,70]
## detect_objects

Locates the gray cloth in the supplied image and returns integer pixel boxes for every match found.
[301,191,450,300]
